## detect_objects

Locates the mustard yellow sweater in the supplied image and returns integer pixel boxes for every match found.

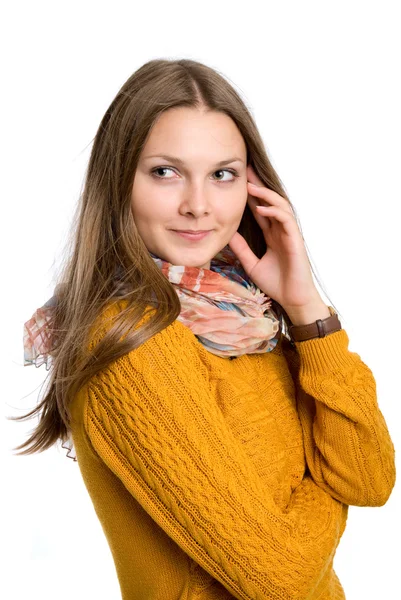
[70,303,396,600]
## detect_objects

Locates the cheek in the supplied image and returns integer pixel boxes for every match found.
[229,199,248,231]
[131,180,169,221]
[224,195,248,221]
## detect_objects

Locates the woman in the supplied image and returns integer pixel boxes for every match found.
[15,59,395,599]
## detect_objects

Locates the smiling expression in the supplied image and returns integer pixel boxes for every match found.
[130,107,248,270]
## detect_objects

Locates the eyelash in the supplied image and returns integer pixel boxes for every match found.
[150,166,240,183]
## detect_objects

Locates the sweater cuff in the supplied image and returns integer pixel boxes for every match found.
[293,328,358,377]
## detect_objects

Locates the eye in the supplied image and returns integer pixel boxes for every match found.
[150,166,239,182]
[150,166,176,179]
[213,169,239,182]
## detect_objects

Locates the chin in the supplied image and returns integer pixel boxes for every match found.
[169,252,212,270]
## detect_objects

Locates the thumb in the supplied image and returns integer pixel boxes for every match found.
[228,231,259,278]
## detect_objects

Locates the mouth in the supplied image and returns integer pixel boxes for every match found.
[171,230,211,241]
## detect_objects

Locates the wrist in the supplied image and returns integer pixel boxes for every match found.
[285,302,331,327]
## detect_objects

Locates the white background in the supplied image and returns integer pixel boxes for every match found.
[2,1,400,598]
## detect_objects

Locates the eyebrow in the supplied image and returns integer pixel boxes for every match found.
[142,154,245,167]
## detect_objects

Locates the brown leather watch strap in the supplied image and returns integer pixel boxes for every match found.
[288,306,342,343]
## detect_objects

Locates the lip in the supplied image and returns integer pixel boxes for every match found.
[172,230,211,241]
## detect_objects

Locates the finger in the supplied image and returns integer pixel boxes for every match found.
[247,182,292,213]
[248,183,291,211]
[255,205,295,235]
[247,195,271,232]
[228,231,260,276]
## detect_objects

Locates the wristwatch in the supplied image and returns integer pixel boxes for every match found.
[288,305,342,343]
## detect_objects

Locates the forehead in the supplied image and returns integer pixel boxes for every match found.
[141,108,247,163]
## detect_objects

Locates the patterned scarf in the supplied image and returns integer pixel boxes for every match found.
[148,244,282,357]
[23,244,282,369]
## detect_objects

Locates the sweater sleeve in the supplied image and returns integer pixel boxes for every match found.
[281,329,396,507]
[84,318,348,600]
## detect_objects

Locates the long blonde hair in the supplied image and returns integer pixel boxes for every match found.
[10,58,340,458]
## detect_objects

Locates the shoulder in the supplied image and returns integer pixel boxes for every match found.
[87,299,205,372]
[88,299,158,349]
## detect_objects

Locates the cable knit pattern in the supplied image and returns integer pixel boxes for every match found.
[69,302,396,600]
[281,335,396,508]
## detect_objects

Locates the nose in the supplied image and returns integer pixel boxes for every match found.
[179,182,211,217]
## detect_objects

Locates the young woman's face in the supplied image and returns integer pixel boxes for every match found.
[131,107,248,269]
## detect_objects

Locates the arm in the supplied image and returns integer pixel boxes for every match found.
[281,329,396,507]
[84,319,347,600]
